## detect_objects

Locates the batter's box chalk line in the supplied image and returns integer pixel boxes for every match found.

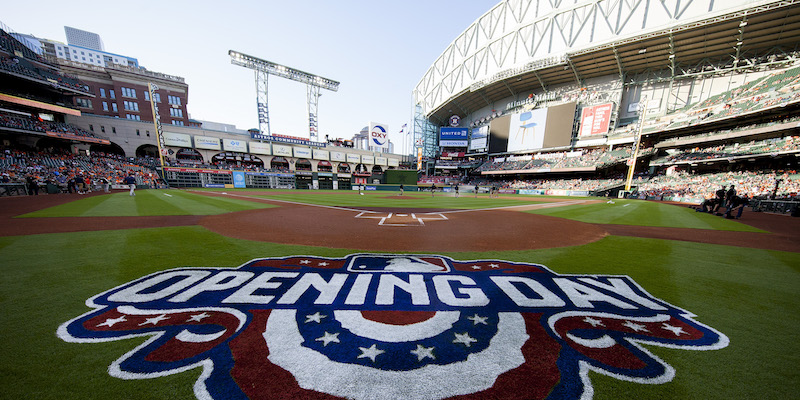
[354,211,449,226]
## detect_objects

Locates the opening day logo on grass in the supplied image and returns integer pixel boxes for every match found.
[58,255,729,400]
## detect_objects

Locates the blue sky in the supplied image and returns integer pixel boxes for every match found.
[3,0,498,154]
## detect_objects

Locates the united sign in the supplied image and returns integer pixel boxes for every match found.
[58,255,728,399]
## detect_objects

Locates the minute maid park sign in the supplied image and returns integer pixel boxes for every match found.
[59,254,728,400]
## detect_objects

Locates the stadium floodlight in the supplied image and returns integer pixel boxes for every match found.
[229,50,339,141]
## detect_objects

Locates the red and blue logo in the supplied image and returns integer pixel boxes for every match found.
[58,255,728,399]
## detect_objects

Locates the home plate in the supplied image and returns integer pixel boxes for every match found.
[355,212,448,226]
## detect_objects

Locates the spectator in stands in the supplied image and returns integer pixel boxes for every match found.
[26,174,39,195]
[75,174,86,194]
[123,173,137,196]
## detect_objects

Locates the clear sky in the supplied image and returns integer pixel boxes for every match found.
[2,0,498,155]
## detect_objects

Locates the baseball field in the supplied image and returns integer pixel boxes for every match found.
[1,188,798,400]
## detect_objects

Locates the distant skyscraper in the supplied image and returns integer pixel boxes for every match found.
[64,26,104,51]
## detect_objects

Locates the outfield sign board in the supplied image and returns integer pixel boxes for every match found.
[58,254,727,400]
[272,145,292,157]
[313,149,329,161]
[330,151,346,162]
[361,155,374,165]
[163,132,192,148]
[293,147,312,159]
[375,156,387,166]
[469,125,488,150]
[439,127,468,147]
[223,139,247,153]
[195,136,221,151]
[249,142,271,155]
[388,158,399,167]
[579,103,613,137]
[347,154,360,164]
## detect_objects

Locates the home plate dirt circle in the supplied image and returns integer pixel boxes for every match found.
[199,201,608,252]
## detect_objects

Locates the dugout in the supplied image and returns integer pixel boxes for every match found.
[244,171,295,189]
[337,173,352,190]
[163,167,232,188]
[295,171,313,189]
[317,172,334,190]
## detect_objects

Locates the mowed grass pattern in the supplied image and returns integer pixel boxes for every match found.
[526,198,764,231]
[17,190,275,217]
[250,190,546,209]
[0,227,797,399]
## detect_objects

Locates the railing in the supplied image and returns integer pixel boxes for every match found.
[750,199,800,216]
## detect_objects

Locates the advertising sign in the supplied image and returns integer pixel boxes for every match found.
[331,151,346,162]
[313,149,329,161]
[361,155,375,165]
[195,136,221,151]
[163,132,191,148]
[232,171,246,188]
[507,108,547,152]
[387,158,399,167]
[346,154,360,164]
[579,103,613,137]
[369,122,389,151]
[272,145,292,157]
[294,147,312,159]
[250,132,327,147]
[375,156,387,166]
[439,127,468,147]
[223,139,247,153]
[249,142,271,155]
[469,125,488,150]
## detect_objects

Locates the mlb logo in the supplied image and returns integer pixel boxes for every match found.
[346,255,450,273]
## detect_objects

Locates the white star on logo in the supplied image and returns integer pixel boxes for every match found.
[139,314,170,326]
[318,262,329,266]
[583,316,605,327]
[299,260,311,264]
[186,312,210,322]
[357,344,385,362]
[96,315,127,327]
[471,265,482,270]
[489,264,500,268]
[622,320,649,332]
[453,332,478,347]
[467,314,488,325]
[305,312,327,323]
[410,344,436,361]
[661,323,687,336]
[315,331,340,347]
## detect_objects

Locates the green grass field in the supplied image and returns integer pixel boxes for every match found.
[1,189,797,400]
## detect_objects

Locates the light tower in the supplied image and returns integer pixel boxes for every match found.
[229,50,339,141]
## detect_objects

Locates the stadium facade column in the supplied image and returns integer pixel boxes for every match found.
[147,83,167,174]
[624,96,647,192]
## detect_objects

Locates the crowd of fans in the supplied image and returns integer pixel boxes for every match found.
[650,136,800,165]
[0,111,100,140]
[1,29,90,94]
[465,169,798,200]
[475,147,657,173]
[1,147,161,194]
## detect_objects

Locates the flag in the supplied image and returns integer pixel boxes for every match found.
[400,123,408,135]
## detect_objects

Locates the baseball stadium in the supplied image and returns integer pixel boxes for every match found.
[1,1,800,400]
